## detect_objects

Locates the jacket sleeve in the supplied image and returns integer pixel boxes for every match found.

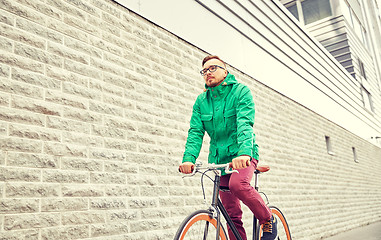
[182,97,205,164]
[236,86,257,157]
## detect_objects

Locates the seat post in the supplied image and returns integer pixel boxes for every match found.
[253,170,260,240]
[254,170,259,191]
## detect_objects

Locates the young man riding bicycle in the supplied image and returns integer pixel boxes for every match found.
[179,55,277,240]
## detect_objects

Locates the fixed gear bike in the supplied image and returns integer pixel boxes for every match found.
[174,162,292,240]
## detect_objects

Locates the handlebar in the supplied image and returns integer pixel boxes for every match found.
[179,160,250,176]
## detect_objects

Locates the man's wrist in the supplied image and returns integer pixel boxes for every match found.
[182,155,196,164]
[240,155,252,160]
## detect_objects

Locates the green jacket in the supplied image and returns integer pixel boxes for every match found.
[183,73,259,172]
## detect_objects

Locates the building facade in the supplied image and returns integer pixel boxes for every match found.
[282,0,381,142]
[0,0,381,240]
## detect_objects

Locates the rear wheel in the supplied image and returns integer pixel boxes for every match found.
[174,209,227,240]
[257,206,292,240]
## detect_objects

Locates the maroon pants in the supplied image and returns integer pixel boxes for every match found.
[219,160,271,240]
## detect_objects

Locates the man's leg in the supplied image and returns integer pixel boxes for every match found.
[228,161,272,225]
[228,160,277,240]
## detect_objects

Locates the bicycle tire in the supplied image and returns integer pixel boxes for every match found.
[174,209,228,240]
[257,206,292,240]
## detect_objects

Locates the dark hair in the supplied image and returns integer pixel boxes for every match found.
[202,55,226,67]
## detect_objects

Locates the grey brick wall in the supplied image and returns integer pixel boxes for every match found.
[1,0,381,239]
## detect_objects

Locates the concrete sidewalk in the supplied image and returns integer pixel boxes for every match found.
[324,221,381,240]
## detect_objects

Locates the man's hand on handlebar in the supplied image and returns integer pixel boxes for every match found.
[179,162,195,174]
[232,155,251,169]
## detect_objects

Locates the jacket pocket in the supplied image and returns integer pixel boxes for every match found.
[224,108,236,117]
[201,114,213,132]
[224,109,237,128]
[201,114,213,121]
[227,143,239,156]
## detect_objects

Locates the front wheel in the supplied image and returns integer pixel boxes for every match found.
[257,206,292,240]
[174,209,227,240]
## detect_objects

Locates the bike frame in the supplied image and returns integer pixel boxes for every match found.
[209,172,261,240]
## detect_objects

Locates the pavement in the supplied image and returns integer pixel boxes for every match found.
[324,221,381,240]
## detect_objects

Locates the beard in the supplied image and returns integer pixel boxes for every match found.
[206,78,223,87]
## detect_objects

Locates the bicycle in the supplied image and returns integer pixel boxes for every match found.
[174,161,292,240]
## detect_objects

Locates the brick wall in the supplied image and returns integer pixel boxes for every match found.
[1,0,381,239]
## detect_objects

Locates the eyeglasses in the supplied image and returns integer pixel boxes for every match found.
[200,65,225,76]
